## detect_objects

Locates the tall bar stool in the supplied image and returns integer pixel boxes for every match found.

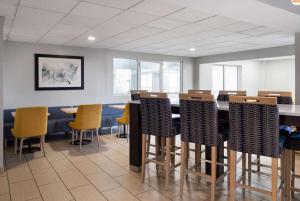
[140,92,180,190]
[217,90,246,101]
[179,93,229,201]
[188,89,211,95]
[229,96,286,201]
[285,132,300,200]
[130,90,148,101]
[252,91,293,177]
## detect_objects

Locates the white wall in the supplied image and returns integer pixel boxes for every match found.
[0,17,4,171]
[3,41,195,109]
[295,33,300,104]
[199,59,295,97]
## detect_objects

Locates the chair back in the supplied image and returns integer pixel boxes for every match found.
[140,92,174,137]
[180,93,218,146]
[229,96,281,157]
[13,107,48,138]
[121,103,130,123]
[73,104,102,130]
[131,90,148,101]
[188,90,211,95]
[258,91,293,104]
[217,90,246,101]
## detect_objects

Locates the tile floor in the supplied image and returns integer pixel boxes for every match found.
[1,135,300,201]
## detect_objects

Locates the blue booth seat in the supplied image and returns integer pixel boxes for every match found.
[4,104,124,143]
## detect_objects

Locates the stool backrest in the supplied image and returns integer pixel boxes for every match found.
[229,96,280,157]
[188,90,211,95]
[217,90,246,101]
[258,91,293,104]
[130,90,148,101]
[180,93,218,146]
[140,92,173,137]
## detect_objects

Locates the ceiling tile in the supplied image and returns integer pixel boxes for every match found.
[221,22,260,32]
[195,16,237,28]
[80,0,143,9]
[108,10,159,27]
[147,18,186,30]
[71,2,122,20]
[61,14,104,28]
[240,26,278,36]
[40,23,89,44]
[166,8,215,23]
[10,6,64,41]
[0,3,17,17]
[0,0,18,5]
[130,0,184,17]
[20,0,78,13]
[9,31,42,43]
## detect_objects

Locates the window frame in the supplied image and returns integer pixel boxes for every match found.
[212,64,240,91]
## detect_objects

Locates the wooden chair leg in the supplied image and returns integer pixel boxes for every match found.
[14,137,18,154]
[155,136,160,171]
[272,158,278,201]
[179,141,187,196]
[280,151,285,201]
[91,130,94,142]
[227,146,230,189]
[248,153,252,186]
[171,137,175,167]
[291,150,295,198]
[165,137,171,190]
[147,135,151,157]
[195,143,201,173]
[257,155,261,172]
[141,134,146,183]
[40,136,45,157]
[286,150,292,201]
[211,146,217,201]
[96,128,100,148]
[71,129,75,145]
[79,131,83,149]
[242,153,246,195]
[19,138,24,160]
[229,150,237,201]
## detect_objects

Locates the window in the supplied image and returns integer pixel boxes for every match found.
[212,65,239,96]
[113,58,182,95]
[113,58,138,95]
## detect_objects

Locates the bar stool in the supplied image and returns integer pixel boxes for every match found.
[217,90,246,101]
[140,92,180,190]
[228,96,286,201]
[285,131,300,200]
[188,89,211,95]
[251,91,294,176]
[179,93,229,201]
[130,90,148,101]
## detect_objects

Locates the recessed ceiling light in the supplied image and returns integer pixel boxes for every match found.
[189,48,196,52]
[291,0,300,5]
[88,36,96,41]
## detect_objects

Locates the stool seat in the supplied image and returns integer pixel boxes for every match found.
[286,132,300,150]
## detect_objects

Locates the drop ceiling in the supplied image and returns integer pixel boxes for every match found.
[0,0,298,57]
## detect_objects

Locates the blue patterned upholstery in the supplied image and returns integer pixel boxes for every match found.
[180,99,224,146]
[286,132,300,150]
[229,102,284,158]
[140,97,179,137]
[277,96,293,104]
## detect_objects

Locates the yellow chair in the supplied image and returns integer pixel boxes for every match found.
[116,103,130,141]
[11,107,48,160]
[69,104,102,149]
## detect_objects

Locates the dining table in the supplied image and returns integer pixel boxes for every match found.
[128,100,300,177]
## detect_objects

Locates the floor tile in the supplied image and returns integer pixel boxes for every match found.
[102,187,138,201]
[59,169,89,189]
[97,161,128,177]
[28,158,51,171]
[50,159,75,173]
[115,173,152,195]
[75,160,102,175]
[32,168,60,186]
[39,182,73,201]
[87,171,120,192]
[10,179,40,201]
[137,190,171,201]
[7,165,33,183]
[0,194,10,201]
[0,176,9,195]
[70,184,107,201]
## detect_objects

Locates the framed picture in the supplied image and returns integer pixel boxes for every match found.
[35,54,84,90]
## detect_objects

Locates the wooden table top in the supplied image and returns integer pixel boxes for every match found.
[60,107,78,114]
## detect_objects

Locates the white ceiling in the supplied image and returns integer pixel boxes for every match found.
[0,0,298,57]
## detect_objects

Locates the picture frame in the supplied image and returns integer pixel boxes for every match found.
[35,54,84,90]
